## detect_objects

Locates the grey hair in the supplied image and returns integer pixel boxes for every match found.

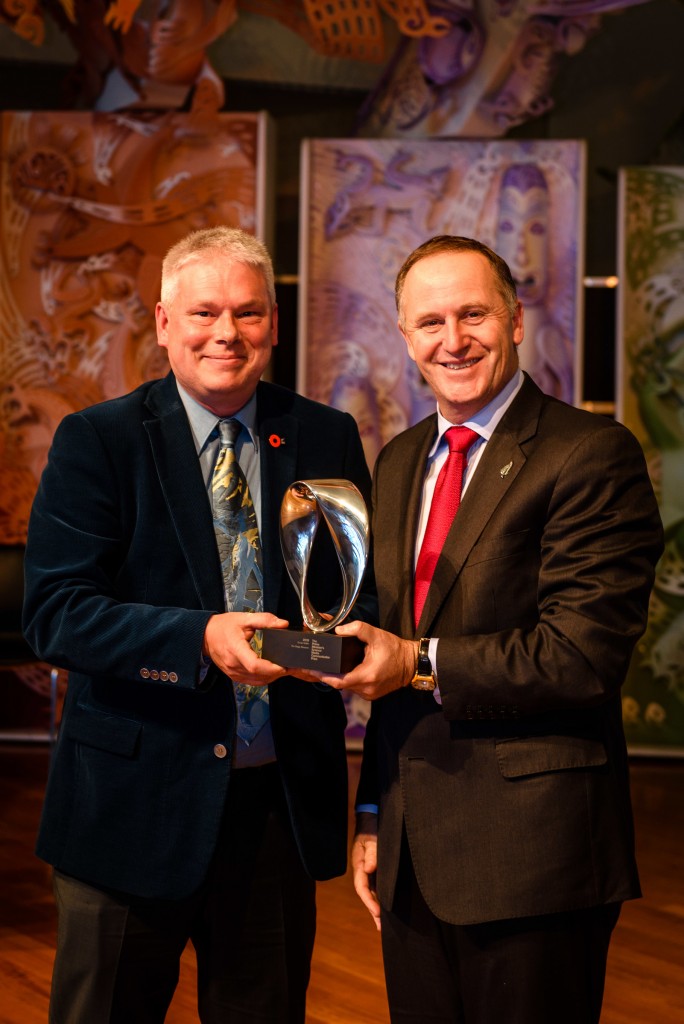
[160,226,276,307]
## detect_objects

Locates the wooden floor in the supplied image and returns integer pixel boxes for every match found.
[0,746,682,1023]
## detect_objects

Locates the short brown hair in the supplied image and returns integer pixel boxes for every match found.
[395,235,518,327]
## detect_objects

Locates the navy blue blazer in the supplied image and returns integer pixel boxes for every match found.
[24,373,375,899]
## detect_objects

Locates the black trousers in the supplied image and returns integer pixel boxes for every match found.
[49,764,316,1024]
[381,834,621,1024]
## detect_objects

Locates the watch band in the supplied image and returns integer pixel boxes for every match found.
[410,637,436,691]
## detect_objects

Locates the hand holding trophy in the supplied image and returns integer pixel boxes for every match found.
[261,479,370,672]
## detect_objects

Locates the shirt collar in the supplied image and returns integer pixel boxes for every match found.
[430,368,524,457]
[176,382,259,456]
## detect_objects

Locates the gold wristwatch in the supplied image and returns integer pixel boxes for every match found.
[410,637,436,691]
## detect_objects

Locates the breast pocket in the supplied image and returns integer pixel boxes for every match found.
[465,529,532,568]
[460,530,539,632]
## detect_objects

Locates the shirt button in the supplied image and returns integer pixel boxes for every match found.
[213,744,228,759]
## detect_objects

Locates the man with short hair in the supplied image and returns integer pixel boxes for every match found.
[317,235,663,1024]
[23,226,375,1024]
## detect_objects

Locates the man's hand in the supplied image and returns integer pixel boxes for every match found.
[313,620,417,700]
[352,832,381,931]
[203,612,288,684]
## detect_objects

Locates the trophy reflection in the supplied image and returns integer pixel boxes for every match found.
[261,479,370,672]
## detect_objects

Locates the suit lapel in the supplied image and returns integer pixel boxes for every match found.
[144,375,224,612]
[393,418,438,639]
[256,390,299,613]
[417,377,543,636]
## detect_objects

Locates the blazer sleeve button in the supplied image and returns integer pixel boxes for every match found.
[213,744,228,759]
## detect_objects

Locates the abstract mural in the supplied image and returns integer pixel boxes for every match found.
[299,137,586,470]
[617,165,684,755]
[0,1,653,134]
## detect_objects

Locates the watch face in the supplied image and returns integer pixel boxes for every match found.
[411,674,435,691]
[411,638,435,689]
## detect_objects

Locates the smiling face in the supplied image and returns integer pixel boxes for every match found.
[155,253,278,417]
[399,250,524,423]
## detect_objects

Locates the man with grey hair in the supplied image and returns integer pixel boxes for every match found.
[23,226,375,1023]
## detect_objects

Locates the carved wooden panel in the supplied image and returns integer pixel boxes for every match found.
[0,109,272,544]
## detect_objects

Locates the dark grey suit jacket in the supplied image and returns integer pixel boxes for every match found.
[24,373,375,899]
[358,375,663,926]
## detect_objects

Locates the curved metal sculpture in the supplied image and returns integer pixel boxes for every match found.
[280,479,369,633]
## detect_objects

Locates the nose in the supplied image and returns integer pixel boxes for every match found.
[214,310,238,343]
[441,316,470,354]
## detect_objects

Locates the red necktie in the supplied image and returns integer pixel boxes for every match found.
[414,426,479,627]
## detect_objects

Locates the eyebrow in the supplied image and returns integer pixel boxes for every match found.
[411,301,490,320]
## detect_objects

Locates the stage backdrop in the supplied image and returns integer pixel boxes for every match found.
[299,137,586,744]
[0,109,272,734]
[617,165,684,756]
[299,138,586,473]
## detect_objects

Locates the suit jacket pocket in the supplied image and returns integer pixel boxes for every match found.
[465,529,531,567]
[459,529,538,632]
[495,734,607,778]
[66,702,142,758]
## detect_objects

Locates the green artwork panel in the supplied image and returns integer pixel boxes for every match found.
[617,165,684,755]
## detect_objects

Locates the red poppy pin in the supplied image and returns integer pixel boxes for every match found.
[269,434,284,448]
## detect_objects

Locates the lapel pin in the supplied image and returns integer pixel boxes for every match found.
[499,461,513,478]
[269,434,285,448]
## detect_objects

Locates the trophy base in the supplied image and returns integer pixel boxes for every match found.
[261,629,364,674]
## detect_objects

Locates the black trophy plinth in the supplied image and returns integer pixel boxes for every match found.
[261,628,363,674]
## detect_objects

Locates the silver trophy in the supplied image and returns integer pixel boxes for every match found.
[261,479,370,672]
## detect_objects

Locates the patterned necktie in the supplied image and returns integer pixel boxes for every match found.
[414,426,479,627]
[212,418,268,744]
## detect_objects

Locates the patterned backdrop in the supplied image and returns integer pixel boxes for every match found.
[618,165,684,755]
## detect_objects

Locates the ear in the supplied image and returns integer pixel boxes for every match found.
[512,301,524,349]
[155,302,169,348]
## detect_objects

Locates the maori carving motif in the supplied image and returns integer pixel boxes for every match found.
[0,0,238,110]
[0,0,646,135]
[0,110,265,544]
[355,0,649,137]
[324,147,449,240]
[301,138,584,468]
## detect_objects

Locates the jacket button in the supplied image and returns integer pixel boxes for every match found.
[213,744,228,759]
[169,672,179,683]
[140,668,150,679]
